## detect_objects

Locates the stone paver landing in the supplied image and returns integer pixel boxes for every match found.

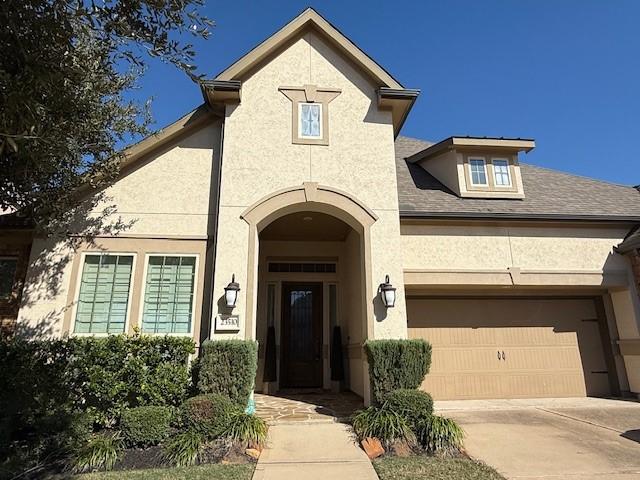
[255,391,363,424]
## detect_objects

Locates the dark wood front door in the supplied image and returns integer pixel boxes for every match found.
[281,283,323,388]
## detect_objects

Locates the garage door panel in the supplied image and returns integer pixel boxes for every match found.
[407,297,611,400]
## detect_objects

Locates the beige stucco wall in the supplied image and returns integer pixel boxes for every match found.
[16,123,220,338]
[402,223,630,279]
[212,30,408,345]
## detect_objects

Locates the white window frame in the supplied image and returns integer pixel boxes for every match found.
[70,252,137,337]
[298,102,323,140]
[468,157,489,186]
[138,253,199,337]
[492,158,512,187]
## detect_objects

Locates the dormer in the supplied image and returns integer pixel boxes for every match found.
[406,136,535,199]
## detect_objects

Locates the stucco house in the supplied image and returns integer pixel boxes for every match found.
[1,8,640,405]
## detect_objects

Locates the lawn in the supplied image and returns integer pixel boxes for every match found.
[76,464,255,480]
[374,456,504,480]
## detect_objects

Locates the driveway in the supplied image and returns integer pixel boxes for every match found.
[437,398,640,480]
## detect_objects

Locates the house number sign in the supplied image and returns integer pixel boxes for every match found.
[215,314,240,332]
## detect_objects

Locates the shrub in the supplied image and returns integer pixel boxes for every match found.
[223,412,268,447]
[0,335,194,478]
[180,394,240,439]
[365,339,431,405]
[72,431,123,473]
[163,430,204,467]
[351,406,413,447]
[385,389,434,428]
[196,340,258,407]
[120,406,173,448]
[416,415,464,455]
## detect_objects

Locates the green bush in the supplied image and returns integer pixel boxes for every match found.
[416,415,464,455]
[365,339,431,405]
[71,431,123,473]
[120,406,173,448]
[351,406,413,447]
[385,389,434,428]
[0,335,194,477]
[180,394,240,439]
[163,430,204,467]
[223,412,268,447]
[197,340,258,407]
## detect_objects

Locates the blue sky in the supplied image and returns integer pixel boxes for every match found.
[135,0,640,186]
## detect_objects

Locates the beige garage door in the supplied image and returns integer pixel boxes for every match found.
[407,297,611,400]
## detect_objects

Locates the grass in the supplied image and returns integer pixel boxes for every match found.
[75,463,255,480]
[374,456,504,480]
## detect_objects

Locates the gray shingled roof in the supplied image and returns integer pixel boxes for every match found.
[395,136,640,220]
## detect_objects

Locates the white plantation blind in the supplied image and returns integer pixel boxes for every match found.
[74,255,133,334]
[142,256,195,334]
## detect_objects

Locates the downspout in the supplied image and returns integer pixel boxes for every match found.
[199,114,225,346]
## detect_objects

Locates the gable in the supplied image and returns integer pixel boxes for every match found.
[215,8,403,89]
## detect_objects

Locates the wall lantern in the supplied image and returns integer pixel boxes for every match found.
[224,274,240,309]
[379,275,396,308]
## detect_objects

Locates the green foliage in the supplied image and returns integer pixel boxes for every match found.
[351,406,414,447]
[72,431,123,473]
[120,406,173,448]
[384,389,434,429]
[415,415,464,456]
[196,340,258,408]
[365,339,432,405]
[180,394,240,440]
[163,430,204,467]
[223,413,268,448]
[0,335,194,478]
[1,0,214,232]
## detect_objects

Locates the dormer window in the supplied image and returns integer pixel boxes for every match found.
[492,158,511,187]
[299,103,322,139]
[469,158,488,186]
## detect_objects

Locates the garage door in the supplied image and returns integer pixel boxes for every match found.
[407,297,611,400]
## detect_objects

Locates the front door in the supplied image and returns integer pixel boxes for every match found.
[281,283,323,388]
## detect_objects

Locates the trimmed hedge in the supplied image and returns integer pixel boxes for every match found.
[120,406,173,447]
[365,339,431,405]
[0,335,194,476]
[385,389,434,429]
[180,394,239,439]
[196,340,258,407]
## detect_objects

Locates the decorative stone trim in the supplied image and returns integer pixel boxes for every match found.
[279,85,341,146]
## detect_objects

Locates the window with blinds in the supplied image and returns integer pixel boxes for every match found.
[74,254,133,334]
[142,255,196,334]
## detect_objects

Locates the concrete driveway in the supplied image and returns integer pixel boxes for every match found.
[437,398,640,480]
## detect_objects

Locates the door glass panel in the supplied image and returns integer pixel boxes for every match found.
[289,289,313,361]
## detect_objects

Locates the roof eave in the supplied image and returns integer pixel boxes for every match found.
[399,210,640,223]
[378,88,420,138]
[407,136,536,163]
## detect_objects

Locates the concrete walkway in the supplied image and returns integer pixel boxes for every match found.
[252,422,378,480]
[441,397,640,480]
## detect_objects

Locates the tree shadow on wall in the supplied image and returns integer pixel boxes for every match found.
[17,191,136,338]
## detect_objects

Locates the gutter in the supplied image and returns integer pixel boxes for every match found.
[377,87,420,138]
[399,210,640,223]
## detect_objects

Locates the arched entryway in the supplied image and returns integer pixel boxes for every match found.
[241,182,376,401]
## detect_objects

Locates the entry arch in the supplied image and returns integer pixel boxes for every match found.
[240,182,377,342]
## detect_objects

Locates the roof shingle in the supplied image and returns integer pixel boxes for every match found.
[395,136,640,220]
